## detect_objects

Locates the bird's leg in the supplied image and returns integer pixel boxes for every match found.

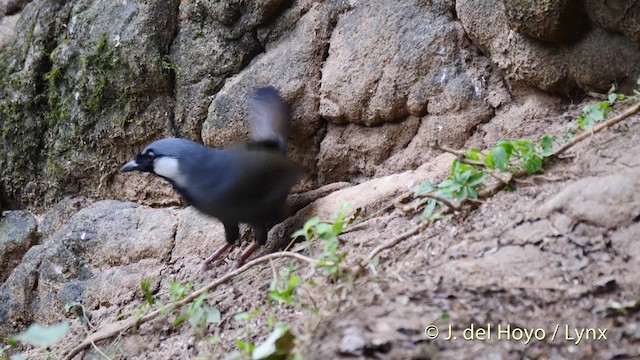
[201,243,232,272]
[202,222,239,272]
[231,242,261,270]
[231,225,269,270]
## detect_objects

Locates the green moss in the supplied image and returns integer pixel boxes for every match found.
[83,75,108,113]
[154,54,178,75]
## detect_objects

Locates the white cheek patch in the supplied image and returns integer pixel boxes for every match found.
[153,157,187,188]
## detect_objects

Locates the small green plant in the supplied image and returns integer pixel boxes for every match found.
[251,324,296,360]
[576,93,625,130]
[169,279,194,301]
[232,308,262,358]
[483,137,554,174]
[141,277,155,306]
[154,54,178,74]
[292,203,351,278]
[116,278,159,320]
[412,135,555,220]
[437,159,486,200]
[268,264,301,305]
[173,292,221,336]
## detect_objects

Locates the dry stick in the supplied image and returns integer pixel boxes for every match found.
[401,193,459,214]
[64,252,321,360]
[359,216,434,270]
[553,101,640,156]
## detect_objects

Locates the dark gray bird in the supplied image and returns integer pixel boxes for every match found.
[119,86,303,271]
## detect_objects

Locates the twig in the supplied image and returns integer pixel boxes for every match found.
[64,252,321,360]
[433,142,467,157]
[360,218,433,269]
[91,340,111,360]
[553,101,640,156]
[402,193,459,214]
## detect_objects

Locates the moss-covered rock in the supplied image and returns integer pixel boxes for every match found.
[0,0,180,208]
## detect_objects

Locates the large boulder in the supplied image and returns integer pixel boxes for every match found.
[0,210,37,283]
[170,0,290,140]
[457,0,640,95]
[0,0,179,207]
[319,0,489,126]
[0,200,176,336]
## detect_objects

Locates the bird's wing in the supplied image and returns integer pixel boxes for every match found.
[248,86,289,153]
[219,150,304,209]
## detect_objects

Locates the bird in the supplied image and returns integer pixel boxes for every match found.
[119,86,304,271]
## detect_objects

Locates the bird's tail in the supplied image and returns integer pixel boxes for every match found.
[248,86,290,154]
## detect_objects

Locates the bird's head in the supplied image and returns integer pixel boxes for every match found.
[119,138,196,187]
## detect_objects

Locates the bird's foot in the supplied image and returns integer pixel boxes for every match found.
[201,261,213,273]
[229,259,245,272]
[201,243,233,273]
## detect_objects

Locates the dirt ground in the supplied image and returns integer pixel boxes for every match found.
[19,99,640,360]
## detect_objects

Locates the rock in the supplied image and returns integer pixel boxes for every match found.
[587,0,640,43]
[38,197,91,237]
[381,107,494,175]
[469,93,562,148]
[537,167,640,228]
[457,0,640,95]
[591,276,617,295]
[338,325,366,356]
[4,0,31,16]
[0,12,19,51]
[0,210,37,283]
[501,0,589,43]
[0,200,176,336]
[170,0,288,140]
[319,0,489,126]
[0,0,179,207]
[317,117,421,183]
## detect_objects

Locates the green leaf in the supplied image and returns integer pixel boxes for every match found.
[188,307,205,329]
[315,223,333,239]
[456,169,474,183]
[497,141,514,156]
[291,216,320,240]
[490,146,508,171]
[540,135,554,157]
[608,93,618,104]
[465,148,482,161]
[235,308,261,322]
[252,325,295,360]
[466,172,486,187]
[15,322,70,347]
[207,335,221,344]
[331,219,344,235]
[236,339,255,354]
[204,306,221,324]
[141,277,155,305]
[484,152,494,169]
[421,199,437,220]
[524,156,543,174]
[413,179,434,196]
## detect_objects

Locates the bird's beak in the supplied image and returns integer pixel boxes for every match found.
[119,160,140,173]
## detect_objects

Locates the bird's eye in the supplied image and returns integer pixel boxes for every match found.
[146,150,156,159]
